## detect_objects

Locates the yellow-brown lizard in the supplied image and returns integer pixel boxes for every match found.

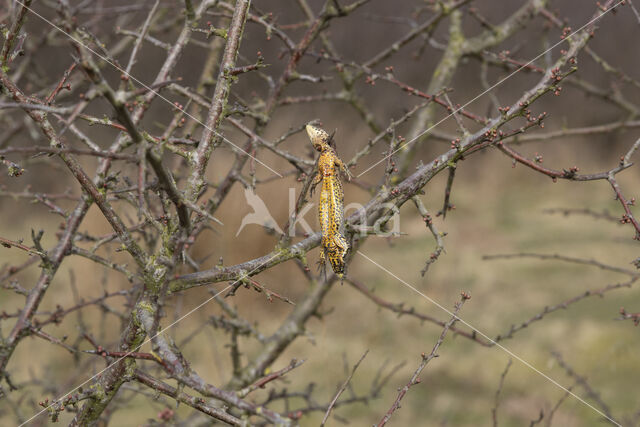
[306,124,351,278]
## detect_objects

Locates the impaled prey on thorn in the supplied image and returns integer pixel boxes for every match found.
[306,124,351,278]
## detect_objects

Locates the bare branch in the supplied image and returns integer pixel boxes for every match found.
[321,350,368,426]
[492,359,513,427]
[377,293,470,426]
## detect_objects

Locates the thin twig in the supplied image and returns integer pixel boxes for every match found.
[377,293,470,426]
[321,350,369,426]
[492,358,513,427]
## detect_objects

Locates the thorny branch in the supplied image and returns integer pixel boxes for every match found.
[376,292,470,427]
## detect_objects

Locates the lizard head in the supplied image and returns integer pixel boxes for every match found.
[306,124,331,152]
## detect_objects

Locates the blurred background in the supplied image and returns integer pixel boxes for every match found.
[1,0,640,425]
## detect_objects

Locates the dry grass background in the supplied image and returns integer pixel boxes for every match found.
[1,0,640,425]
